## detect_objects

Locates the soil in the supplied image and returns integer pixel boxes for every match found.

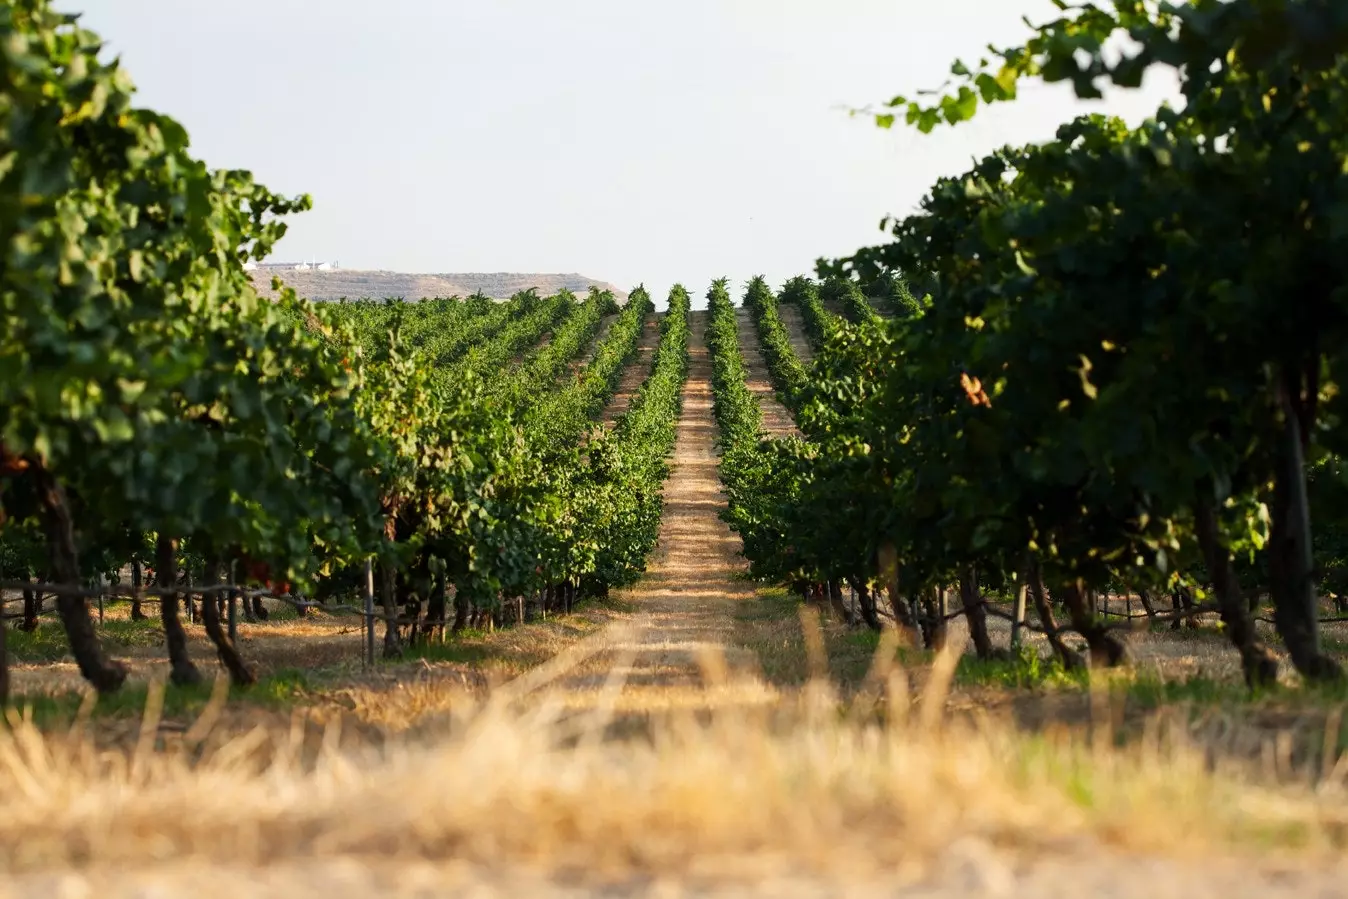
[601,313,660,425]
[734,308,796,436]
[778,303,815,365]
[542,311,776,714]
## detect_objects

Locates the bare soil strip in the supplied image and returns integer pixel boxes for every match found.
[600,313,659,426]
[734,308,797,436]
[778,303,815,366]
[547,310,775,711]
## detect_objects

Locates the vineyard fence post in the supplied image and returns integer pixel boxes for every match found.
[227,559,238,644]
[1011,583,1027,648]
[364,558,375,669]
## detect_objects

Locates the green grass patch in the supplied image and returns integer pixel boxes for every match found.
[956,644,1089,690]
[5,668,312,727]
[1122,672,1253,709]
[9,617,163,663]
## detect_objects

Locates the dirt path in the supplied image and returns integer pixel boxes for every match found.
[778,303,815,366]
[601,313,659,426]
[549,310,775,712]
[734,308,797,436]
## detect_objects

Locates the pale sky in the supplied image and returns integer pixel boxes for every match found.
[75,1,1177,305]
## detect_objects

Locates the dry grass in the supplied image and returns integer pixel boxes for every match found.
[0,628,1346,888]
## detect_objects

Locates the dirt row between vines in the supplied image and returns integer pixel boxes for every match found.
[539,310,775,712]
[600,312,659,425]
[735,307,797,437]
[778,302,815,366]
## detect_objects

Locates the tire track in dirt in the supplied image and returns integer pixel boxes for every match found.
[545,310,776,712]
[735,308,797,436]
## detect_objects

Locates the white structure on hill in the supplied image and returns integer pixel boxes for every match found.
[289,258,337,272]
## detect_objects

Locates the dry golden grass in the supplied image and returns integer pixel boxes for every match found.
[0,631,1346,891]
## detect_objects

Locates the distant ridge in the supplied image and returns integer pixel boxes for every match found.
[250,269,628,303]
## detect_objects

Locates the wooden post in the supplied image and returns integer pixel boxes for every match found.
[1011,582,1028,649]
[364,559,376,669]
[227,559,239,645]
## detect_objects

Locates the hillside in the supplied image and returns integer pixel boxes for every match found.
[249,269,628,303]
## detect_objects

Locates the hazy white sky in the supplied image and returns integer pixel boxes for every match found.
[75,1,1177,304]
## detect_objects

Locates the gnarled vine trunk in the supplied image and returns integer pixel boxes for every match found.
[1169,586,1198,630]
[877,543,920,646]
[1193,500,1279,688]
[1136,589,1157,622]
[1027,561,1083,671]
[1268,373,1343,682]
[20,583,39,632]
[847,577,882,632]
[918,586,948,651]
[452,583,471,634]
[958,568,995,660]
[32,463,126,694]
[426,575,447,642]
[198,554,255,686]
[156,535,202,686]
[1058,580,1128,667]
[130,558,147,621]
